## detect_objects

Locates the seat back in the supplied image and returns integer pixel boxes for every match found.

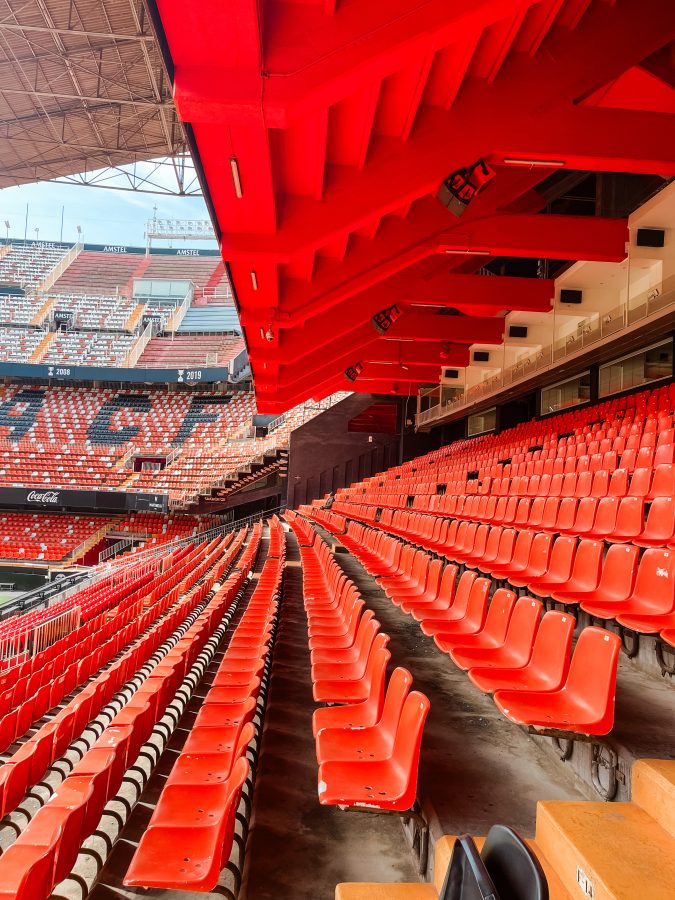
[528,611,576,690]
[629,548,675,615]
[564,627,621,734]
[390,690,431,810]
[480,589,517,643]
[377,667,413,734]
[439,834,498,900]
[481,824,549,900]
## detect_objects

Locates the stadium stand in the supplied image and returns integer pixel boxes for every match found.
[138,333,244,368]
[0,327,45,363]
[0,297,48,327]
[0,244,68,292]
[141,254,232,300]
[0,513,108,562]
[40,331,136,366]
[49,250,146,297]
[48,295,138,331]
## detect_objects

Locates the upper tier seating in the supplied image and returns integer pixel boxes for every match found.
[0,385,257,495]
[49,295,137,331]
[178,305,240,333]
[0,296,47,326]
[41,331,136,366]
[49,251,146,296]
[0,327,45,362]
[141,255,232,300]
[0,245,68,292]
[138,333,244,368]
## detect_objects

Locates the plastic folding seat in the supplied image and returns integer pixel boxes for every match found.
[605,496,644,543]
[605,467,628,496]
[409,564,459,621]
[313,643,390,705]
[606,549,675,632]
[633,496,675,548]
[477,529,515,575]
[318,691,430,811]
[418,571,478,634]
[397,560,443,614]
[315,668,413,764]
[311,620,383,682]
[123,756,250,891]
[382,551,432,601]
[435,588,518,656]
[481,824,549,900]
[488,530,535,580]
[450,596,542,673]
[543,539,604,599]
[427,579,492,645]
[527,537,577,597]
[312,655,388,738]
[649,463,675,500]
[494,627,621,735]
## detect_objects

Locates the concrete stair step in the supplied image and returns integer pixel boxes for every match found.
[535,800,675,900]
[631,759,675,840]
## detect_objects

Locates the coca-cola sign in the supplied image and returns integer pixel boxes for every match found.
[26,490,60,504]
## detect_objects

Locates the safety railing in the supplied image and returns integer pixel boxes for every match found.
[123,321,152,368]
[36,242,82,293]
[417,280,675,428]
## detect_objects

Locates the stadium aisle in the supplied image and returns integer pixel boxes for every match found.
[240,528,418,900]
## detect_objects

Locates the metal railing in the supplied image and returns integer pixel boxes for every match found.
[37,242,82,293]
[98,536,134,563]
[123,321,152,368]
[417,280,675,428]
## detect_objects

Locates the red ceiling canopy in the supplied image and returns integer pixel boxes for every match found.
[152,0,675,412]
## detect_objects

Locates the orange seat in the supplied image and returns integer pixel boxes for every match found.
[318,691,430,811]
[468,611,575,695]
[493,627,621,735]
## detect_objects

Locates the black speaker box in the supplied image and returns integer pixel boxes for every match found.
[560,289,583,304]
[636,228,665,248]
[508,325,528,338]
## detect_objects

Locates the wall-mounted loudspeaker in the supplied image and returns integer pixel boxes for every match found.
[636,228,665,248]
[508,325,528,338]
[473,351,490,362]
[560,289,583,305]
[443,368,459,379]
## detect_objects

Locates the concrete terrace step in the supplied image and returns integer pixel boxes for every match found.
[535,800,675,900]
[631,758,675,840]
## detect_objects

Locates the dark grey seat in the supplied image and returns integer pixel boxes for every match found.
[481,824,549,900]
[439,834,498,900]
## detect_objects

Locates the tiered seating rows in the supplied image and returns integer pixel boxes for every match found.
[0,326,44,361]
[0,512,105,561]
[124,517,285,890]
[309,512,621,736]
[286,511,430,812]
[0,245,67,292]
[0,524,253,898]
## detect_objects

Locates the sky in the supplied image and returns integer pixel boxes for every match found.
[0,159,216,249]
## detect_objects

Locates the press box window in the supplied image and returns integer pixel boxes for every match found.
[468,407,496,437]
[541,371,591,414]
[599,340,673,398]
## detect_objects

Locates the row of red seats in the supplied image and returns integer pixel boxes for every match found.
[286,511,430,813]
[307,511,622,737]
[0,532,247,823]
[124,518,284,891]
[325,494,675,642]
[0,526,257,899]
[0,538,235,755]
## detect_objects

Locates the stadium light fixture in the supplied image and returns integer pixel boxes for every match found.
[503,158,566,167]
[230,157,243,198]
[250,270,259,290]
[3,221,8,239]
